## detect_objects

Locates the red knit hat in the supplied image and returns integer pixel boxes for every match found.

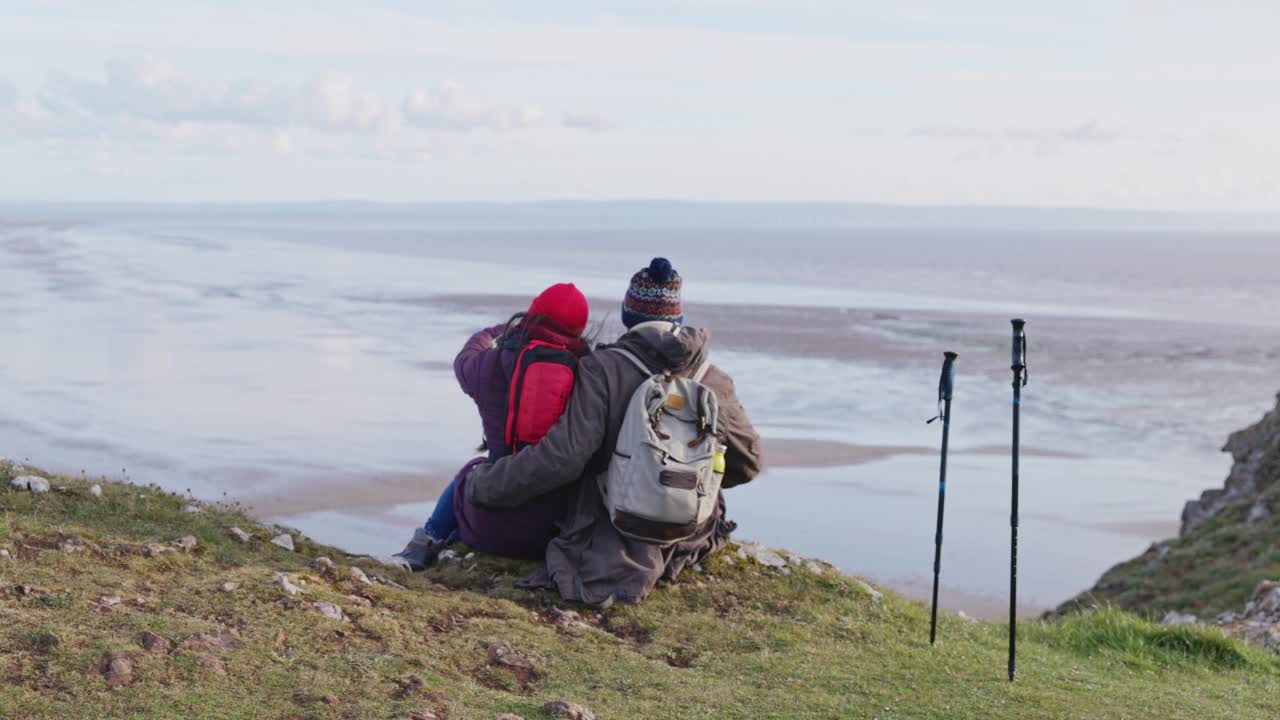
[528,283,589,336]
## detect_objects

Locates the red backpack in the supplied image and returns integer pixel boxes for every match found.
[504,339,579,452]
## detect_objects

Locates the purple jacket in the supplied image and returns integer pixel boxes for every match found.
[450,324,575,558]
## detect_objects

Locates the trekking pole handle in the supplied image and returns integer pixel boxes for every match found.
[940,351,957,402]
[1010,319,1028,385]
[927,351,958,423]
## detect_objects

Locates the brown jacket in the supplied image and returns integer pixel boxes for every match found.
[466,322,764,606]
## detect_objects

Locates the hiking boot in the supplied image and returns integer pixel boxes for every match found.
[389,527,448,572]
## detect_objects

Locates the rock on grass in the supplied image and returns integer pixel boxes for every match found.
[273,573,304,596]
[270,534,295,551]
[855,579,884,604]
[309,602,347,622]
[228,527,252,543]
[141,630,172,654]
[195,654,227,675]
[179,631,242,653]
[96,650,140,688]
[10,475,50,493]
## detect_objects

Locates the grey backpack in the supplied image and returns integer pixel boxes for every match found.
[601,348,722,545]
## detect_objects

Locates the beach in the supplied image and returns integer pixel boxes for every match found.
[2,205,1279,615]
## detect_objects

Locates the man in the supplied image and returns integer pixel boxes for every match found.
[465,257,764,607]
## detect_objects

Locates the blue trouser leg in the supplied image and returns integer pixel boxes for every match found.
[423,479,461,541]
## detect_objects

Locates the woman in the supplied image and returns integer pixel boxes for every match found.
[390,283,591,570]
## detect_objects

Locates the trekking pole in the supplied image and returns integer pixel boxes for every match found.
[927,351,958,646]
[1008,319,1028,682]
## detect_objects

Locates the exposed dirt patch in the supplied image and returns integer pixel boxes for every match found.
[602,616,653,645]
[472,642,540,694]
[665,647,700,668]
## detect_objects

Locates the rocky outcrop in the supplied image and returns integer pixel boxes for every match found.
[1154,580,1280,655]
[1181,392,1280,535]
[1058,391,1280,618]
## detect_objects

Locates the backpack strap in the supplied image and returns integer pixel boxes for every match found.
[611,348,655,376]
[691,361,711,383]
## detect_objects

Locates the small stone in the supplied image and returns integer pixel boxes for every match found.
[464,552,476,560]
[97,650,137,688]
[487,642,533,670]
[184,504,201,513]
[310,556,335,572]
[58,538,86,553]
[550,607,589,632]
[98,595,122,607]
[195,654,227,675]
[854,579,883,604]
[405,711,442,720]
[735,542,787,569]
[273,573,304,596]
[0,549,10,560]
[804,560,825,574]
[438,549,459,562]
[179,631,242,653]
[142,543,174,558]
[270,534,295,551]
[956,611,979,623]
[374,574,408,590]
[90,484,103,497]
[11,475,51,493]
[273,630,288,647]
[170,535,198,551]
[221,581,241,593]
[310,602,347,622]
[345,594,373,607]
[692,563,705,573]
[494,714,527,720]
[723,555,735,565]
[349,566,373,585]
[1248,499,1272,524]
[543,700,595,720]
[228,527,252,543]
[141,631,172,654]
[15,584,50,596]
[1161,611,1199,626]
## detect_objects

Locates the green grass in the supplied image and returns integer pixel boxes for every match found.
[3,460,1280,719]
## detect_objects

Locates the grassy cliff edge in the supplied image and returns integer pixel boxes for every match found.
[2,459,1278,720]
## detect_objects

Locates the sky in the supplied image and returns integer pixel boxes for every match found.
[1,1,1278,209]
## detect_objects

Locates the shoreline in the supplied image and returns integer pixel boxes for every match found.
[235,437,1086,516]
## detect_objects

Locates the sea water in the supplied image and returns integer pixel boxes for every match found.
[2,205,1278,614]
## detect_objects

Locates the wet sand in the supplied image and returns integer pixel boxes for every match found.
[232,437,1083,518]
[764,438,1086,468]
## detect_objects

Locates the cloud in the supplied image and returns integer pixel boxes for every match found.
[561,112,614,132]
[910,122,1133,145]
[402,81,542,132]
[39,58,393,134]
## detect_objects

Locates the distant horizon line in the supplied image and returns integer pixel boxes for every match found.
[4,197,1280,215]
[3,198,1279,232]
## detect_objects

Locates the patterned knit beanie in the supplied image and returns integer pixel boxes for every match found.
[622,257,683,329]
